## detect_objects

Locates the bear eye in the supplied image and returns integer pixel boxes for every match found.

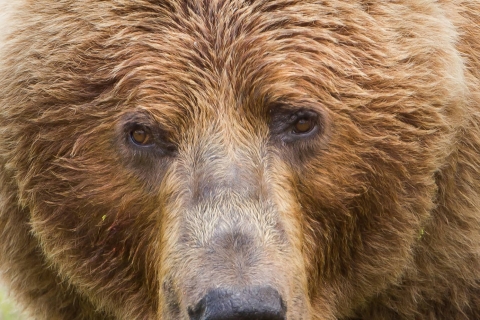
[293,118,314,134]
[130,127,152,146]
[268,107,322,144]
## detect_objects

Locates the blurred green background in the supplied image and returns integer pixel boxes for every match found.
[0,285,23,320]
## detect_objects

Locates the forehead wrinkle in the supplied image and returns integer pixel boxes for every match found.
[133,1,324,121]
[158,1,305,95]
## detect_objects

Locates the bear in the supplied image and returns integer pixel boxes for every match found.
[0,0,480,319]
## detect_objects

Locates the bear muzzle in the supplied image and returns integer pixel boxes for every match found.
[188,286,286,320]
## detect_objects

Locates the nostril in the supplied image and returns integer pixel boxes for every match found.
[188,286,286,320]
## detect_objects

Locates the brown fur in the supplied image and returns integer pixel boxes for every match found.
[0,0,479,319]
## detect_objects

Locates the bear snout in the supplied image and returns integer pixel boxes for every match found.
[188,286,286,320]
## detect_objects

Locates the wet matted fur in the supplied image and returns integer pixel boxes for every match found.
[0,1,480,319]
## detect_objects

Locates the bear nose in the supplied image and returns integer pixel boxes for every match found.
[188,286,286,320]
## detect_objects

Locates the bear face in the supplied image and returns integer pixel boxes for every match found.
[1,1,479,320]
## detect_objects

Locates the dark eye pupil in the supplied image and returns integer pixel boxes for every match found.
[131,129,150,145]
[294,118,312,133]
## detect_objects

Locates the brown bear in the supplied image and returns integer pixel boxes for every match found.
[0,0,480,319]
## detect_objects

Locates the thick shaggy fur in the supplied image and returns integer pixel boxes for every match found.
[0,1,480,319]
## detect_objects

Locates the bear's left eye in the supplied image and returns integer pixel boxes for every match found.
[293,117,314,134]
[269,107,321,143]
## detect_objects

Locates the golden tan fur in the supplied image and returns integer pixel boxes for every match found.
[0,1,479,319]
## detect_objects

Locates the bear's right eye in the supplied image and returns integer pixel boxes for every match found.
[130,127,152,146]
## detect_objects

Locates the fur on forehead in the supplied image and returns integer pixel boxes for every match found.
[1,1,390,120]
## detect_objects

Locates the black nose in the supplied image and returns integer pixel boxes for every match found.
[188,286,286,320]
